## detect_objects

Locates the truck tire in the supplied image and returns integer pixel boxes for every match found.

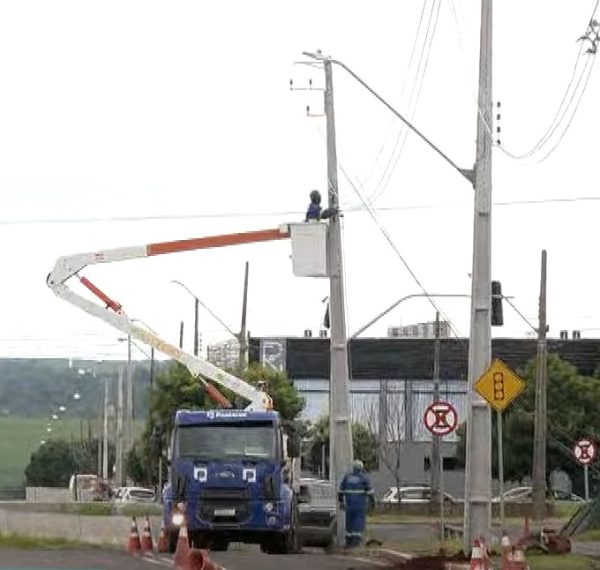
[280,501,300,554]
[168,528,179,554]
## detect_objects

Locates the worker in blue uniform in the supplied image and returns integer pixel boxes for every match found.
[305,190,322,221]
[338,459,375,548]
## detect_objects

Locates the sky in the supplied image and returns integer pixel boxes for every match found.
[1,0,599,361]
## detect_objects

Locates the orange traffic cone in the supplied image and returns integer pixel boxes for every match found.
[188,549,225,570]
[127,517,142,554]
[508,544,530,570]
[157,519,169,554]
[469,538,489,570]
[500,532,512,568]
[173,523,191,570]
[141,516,154,554]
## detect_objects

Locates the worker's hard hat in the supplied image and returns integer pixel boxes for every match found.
[352,459,364,472]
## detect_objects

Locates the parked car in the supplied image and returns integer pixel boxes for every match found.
[297,478,336,549]
[491,486,580,504]
[380,486,457,505]
[551,489,584,502]
[113,486,156,503]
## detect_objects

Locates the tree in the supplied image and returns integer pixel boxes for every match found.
[25,440,77,486]
[127,362,305,485]
[456,354,600,494]
[24,438,114,487]
[305,415,378,477]
[360,397,405,498]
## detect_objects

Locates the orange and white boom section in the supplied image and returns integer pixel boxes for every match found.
[47,226,291,412]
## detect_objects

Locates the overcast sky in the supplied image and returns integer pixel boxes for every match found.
[1,1,598,360]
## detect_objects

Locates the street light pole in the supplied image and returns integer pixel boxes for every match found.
[194,298,199,356]
[352,293,470,338]
[238,261,249,371]
[464,0,494,550]
[323,55,354,548]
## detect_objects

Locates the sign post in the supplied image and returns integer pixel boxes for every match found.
[474,359,526,527]
[424,401,459,542]
[574,439,596,501]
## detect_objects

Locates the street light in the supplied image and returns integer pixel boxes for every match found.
[351,293,471,338]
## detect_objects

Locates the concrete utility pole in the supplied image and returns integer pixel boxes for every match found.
[532,250,548,523]
[431,312,441,496]
[126,334,134,453]
[102,376,109,480]
[463,0,493,552]
[194,297,199,356]
[238,261,249,371]
[323,55,354,547]
[179,321,184,350]
[115,367,124,486]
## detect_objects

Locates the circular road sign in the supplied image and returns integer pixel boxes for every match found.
[424,401,458,436]
[574,439,597,466]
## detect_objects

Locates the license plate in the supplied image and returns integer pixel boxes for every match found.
[214,508,236,516]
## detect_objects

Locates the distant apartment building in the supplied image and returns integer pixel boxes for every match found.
[207,338,240,370]
[387,320,452,339]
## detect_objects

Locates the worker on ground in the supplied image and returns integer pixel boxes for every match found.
[338,459,375,548]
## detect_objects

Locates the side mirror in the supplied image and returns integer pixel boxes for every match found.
[287,434,302,458]
[173,473,187,501]
[297,486,311,504]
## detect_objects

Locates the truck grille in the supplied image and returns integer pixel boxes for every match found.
[198,488,250,523]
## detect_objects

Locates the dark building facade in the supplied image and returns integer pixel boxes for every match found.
[249,336,600,496]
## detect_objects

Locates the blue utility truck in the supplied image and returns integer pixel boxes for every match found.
[163,408,301,554]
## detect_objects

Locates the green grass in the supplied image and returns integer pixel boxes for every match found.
[361,537,598,570]
[0,417,96,486]
[575,529,600,542]
[0,417,144,487]
[0,533,90,550]
[525,553,600,569]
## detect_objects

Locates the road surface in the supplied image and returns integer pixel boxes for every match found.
[0,547,386,570]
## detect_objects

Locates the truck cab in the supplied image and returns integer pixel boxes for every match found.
[163,409,301,554]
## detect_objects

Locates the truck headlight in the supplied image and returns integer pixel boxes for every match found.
[264,502,274,513]
[172,512,184,526]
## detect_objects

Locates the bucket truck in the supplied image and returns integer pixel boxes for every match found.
[46,225,309,553]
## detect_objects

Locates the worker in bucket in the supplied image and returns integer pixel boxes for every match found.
[305,190,322,221]
[305,189,338,222]
[338,459,375,548]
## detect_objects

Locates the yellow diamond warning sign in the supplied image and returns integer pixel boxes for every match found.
[474,358,526,413]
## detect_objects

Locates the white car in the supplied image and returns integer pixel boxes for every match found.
[380,486,456,504]
[113,486,156,503]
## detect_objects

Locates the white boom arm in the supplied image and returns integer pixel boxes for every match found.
[46,227,291,411]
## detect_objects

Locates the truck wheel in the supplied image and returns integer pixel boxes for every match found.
[280,503,300,554]
[168,528,179,554]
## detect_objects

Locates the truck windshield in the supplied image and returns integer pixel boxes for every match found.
[176,422,276,461]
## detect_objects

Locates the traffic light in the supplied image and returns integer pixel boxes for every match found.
[491,280,504,326]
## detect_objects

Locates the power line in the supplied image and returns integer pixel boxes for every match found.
[499,44,587,161]
[4,194,600,226]
[535,55,597,163]
[369,0,442,204]
[497,2,598,162]
[337,158,464,341]
[362,1,430,189]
